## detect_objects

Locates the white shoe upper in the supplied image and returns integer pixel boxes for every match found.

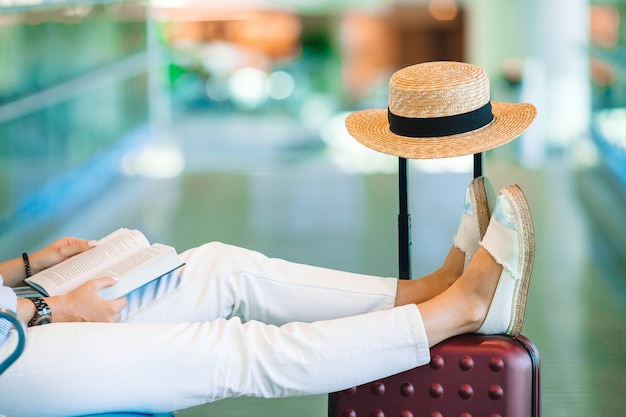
[453,177,496,270]
[477,185,534,336]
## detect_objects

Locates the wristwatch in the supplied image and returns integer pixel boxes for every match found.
[27,297,52,326]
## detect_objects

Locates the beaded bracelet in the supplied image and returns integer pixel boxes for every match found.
[22,252,32,278]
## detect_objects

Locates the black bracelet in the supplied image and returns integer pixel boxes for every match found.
[22,252,32,278]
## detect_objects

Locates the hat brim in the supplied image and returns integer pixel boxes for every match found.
[345,102,537,159]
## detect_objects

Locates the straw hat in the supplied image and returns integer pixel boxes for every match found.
[345,61,537,159]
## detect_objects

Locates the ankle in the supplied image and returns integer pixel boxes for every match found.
[459,250,504,331]
[464,297,488,333]
[446,282,484,332]
[439,252,464,289]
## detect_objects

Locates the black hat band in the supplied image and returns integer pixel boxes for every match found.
[388,102,494,138]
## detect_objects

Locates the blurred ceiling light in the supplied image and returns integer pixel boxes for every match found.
[299,94,336,130]
[201,42,249,76]
[320,112,396,174]
[595,108,626,150]
[150,0,288,21]
[267,71,295,100]
[121,144,185,179]
[428,0,458,21]
[229,67,268,109]
[502,57,524,84]
[62,5,92,18]
[272,0,386,13]
[152,0,273,7]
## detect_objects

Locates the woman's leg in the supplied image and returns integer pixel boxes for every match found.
[0,246,502,417]
[123,239,468,326]
[418,248,503,346]
[395,244,465,306]
[123,241,463,326]
[0,304,429,417]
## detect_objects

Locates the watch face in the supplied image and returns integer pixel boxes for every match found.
[28,297,52,327]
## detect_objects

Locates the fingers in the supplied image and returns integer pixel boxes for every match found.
[97,297,128,322]
[31,237,98,273]
[91,276,120,290]
[52,277,128,323]
[90,276,129,311]
[58,237,97,258]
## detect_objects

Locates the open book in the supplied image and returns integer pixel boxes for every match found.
[25,228,184,300]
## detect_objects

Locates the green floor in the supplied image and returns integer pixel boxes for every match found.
[5,114,625,416]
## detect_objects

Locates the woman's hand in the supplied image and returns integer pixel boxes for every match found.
[1,237,97,287]
[30,237,97,274]
[45,277,128,323]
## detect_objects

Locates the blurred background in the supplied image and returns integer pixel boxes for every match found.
[0,0,624,416]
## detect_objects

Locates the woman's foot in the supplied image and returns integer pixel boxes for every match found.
[395,177,496,307]
[422,176,497,295]
[453,176,496,270]
[417,184,535,345]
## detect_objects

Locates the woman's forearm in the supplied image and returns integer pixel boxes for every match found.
[0,257,29,287]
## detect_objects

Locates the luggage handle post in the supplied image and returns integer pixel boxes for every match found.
[397,153,483,280]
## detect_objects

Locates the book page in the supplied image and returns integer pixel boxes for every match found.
[101,243,173,278]
[98,243,183,300]
[25,228,150,296]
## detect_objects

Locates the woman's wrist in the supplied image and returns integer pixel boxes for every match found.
[26,249,50,276]
[16,298,37,325]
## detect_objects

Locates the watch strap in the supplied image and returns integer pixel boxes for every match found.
[27,297,51,327]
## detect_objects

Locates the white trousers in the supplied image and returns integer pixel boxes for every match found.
[0,242,430,417]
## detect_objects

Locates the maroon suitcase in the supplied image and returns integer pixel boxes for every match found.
[328,334,540,417]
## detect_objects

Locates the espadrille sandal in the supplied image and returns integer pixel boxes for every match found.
[477,184,535,336]
[453,176,496,271]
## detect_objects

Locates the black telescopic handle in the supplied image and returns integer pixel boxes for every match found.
[397,153,483,280]
[474,152,483,178]
[398,157,411,279]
